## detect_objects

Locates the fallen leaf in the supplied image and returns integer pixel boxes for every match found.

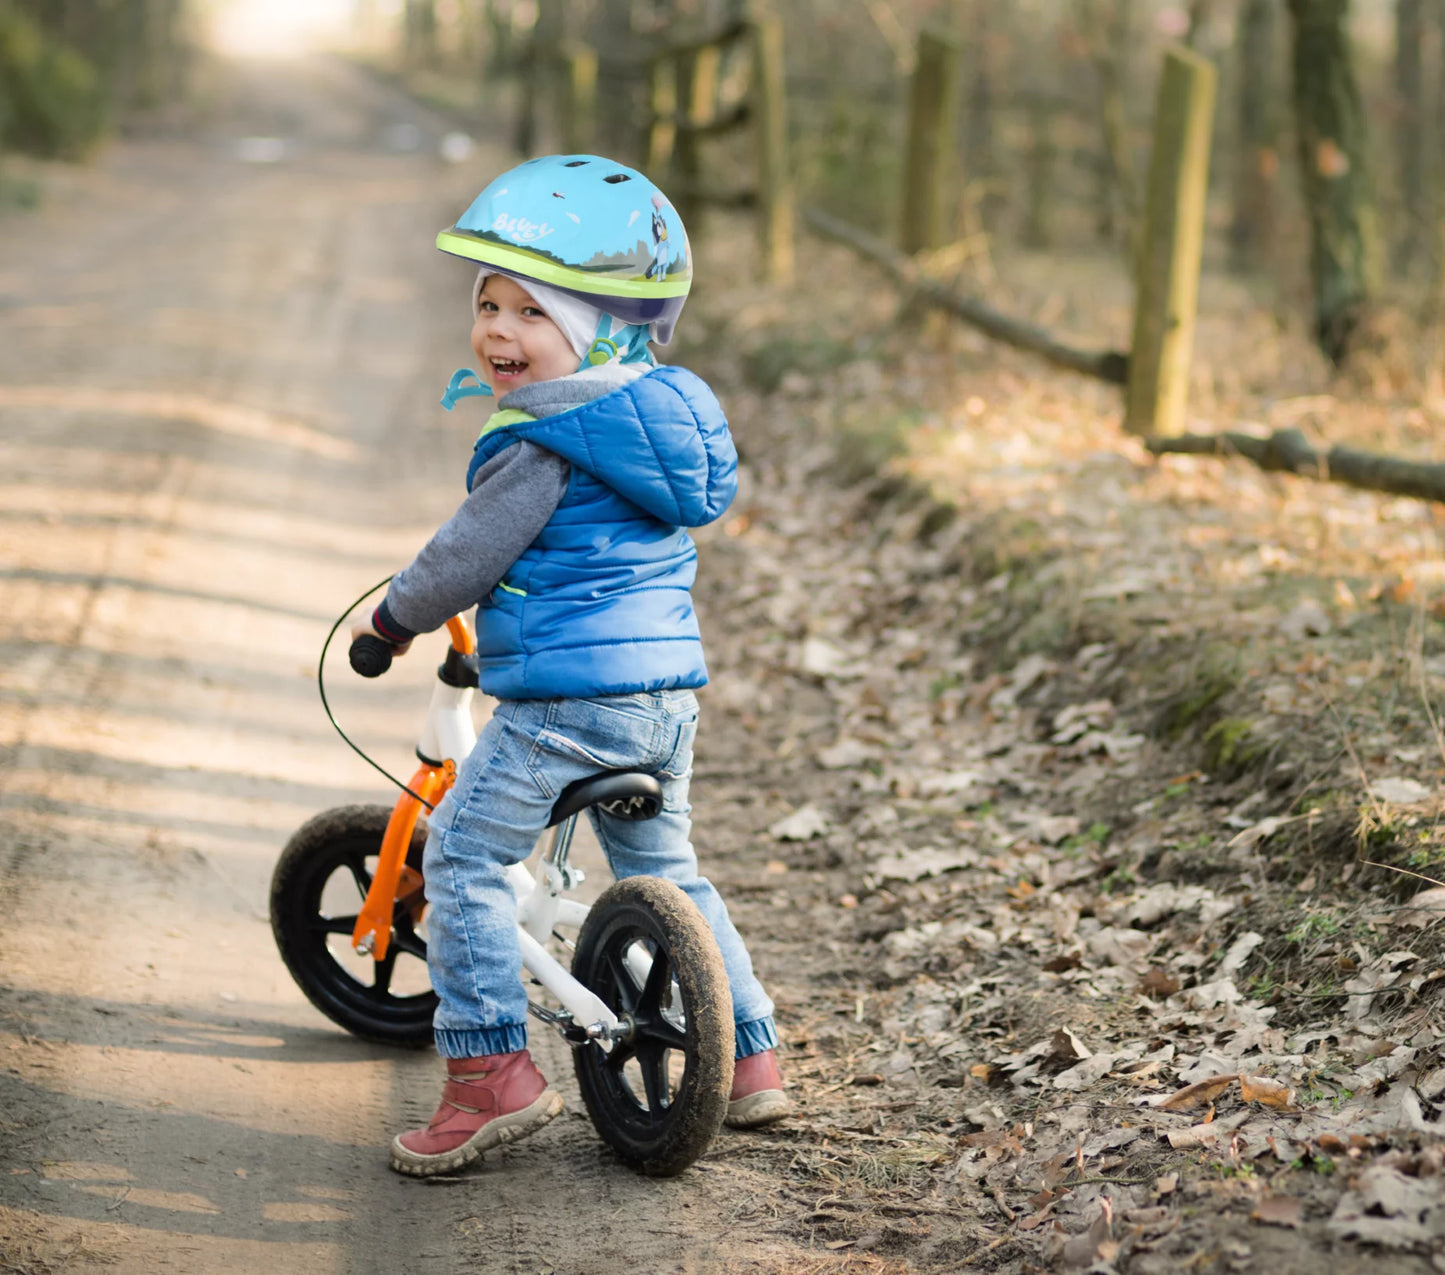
[1050,1027,1091,1063]
[1252,1195,1302,1228]
[769,805,828,841]
[1393,887,1445,928]
[1154,1173,1178,1196]
[1140,967,1181,998]
[1167,1122,1223,1149]
[1371,776,1432,805]
[1240,1075,1294,1109]
[815,737,879,769]
[1156,1074,1237,1110]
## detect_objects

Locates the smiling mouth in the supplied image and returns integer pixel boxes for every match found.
[490,358,528,378]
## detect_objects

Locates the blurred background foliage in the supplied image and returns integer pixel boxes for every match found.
[0,0,190,158]
[1,0,1440,368]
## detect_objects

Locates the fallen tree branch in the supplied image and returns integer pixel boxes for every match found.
[1146,426,1445,504]
[802,207,1129,385]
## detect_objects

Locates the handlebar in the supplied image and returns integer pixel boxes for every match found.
[349,634,394,678]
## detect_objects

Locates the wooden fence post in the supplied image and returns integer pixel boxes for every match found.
[561,44,598,154]
[1124,46,1216,437]
[900,28,963,254]
[750,15,793,282]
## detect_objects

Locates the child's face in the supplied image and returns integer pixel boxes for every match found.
[472,275,577,391]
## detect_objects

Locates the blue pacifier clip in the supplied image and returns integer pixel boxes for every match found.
[440,368,494,411]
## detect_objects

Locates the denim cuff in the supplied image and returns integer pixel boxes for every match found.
[435,1023,528,1059]
[734,1016,778,1060]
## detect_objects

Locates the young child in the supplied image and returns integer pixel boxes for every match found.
[352,155,788,1177]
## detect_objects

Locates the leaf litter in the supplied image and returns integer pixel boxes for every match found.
[676,227,1445,1271]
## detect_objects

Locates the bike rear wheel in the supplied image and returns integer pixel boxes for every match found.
[571,876,733,1176]
[270,804,436,1047]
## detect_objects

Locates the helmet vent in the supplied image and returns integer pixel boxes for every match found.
[603,173,631,184]
[563,160,589,167]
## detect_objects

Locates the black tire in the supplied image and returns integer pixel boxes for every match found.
[571,876,734,1176]
[270,804,436,1047]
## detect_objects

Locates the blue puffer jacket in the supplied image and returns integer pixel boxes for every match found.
[465,365,737,699]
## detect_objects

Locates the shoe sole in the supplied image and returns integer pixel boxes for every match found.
[725,1089,791,1129]
[389,1089,564,1177]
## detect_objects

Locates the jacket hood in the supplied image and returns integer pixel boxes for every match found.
[491,365,736,528]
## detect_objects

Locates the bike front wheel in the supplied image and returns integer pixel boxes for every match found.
[570,876,734,1177]
[270,804,436,1047]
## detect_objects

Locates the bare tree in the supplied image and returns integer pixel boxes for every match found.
[1230,0,1281,268]
[1074,0,1139,254]
[1286,0,1380,364]
[1394,0,1426,272]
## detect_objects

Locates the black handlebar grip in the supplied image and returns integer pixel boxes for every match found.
[349,634,394,678]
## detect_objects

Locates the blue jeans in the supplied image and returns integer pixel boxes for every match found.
[422,690,777,1061]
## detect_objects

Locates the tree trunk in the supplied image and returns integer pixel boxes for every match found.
[586,0,646,159]
[404,0,439,70]
[1229,0,1280,267]
[514,0,563,157]
[1394,0,1426,271]
[964,0,1002,229]
[1076,0,1139,254]
[1286,0,1379,365]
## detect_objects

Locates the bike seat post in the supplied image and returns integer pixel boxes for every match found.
[543,814,582,893]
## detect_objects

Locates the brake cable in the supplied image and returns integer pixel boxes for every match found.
[317,577,437,811]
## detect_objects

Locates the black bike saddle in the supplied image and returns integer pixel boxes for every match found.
[547,771,664,827]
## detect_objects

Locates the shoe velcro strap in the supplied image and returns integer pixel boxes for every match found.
[442,1079,498,1113]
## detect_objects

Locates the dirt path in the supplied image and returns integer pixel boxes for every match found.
[0,54,786,1275]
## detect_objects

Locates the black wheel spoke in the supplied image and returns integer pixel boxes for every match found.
[390,926,427,960]
[344,853,372,899]
[603,949,637,1013]
[374,949,397,994]
[636,1042,670,1115]
[604,1038,637,1072]
[311,913,359,937]
[638,1017,688,1051]
[636,948,672,1018]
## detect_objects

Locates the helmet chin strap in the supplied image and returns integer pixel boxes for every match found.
[442,316,655,409]
[440,367,494,410]
[580,314,656,371]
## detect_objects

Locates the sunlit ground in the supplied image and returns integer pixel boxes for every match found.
[206,0,368,57]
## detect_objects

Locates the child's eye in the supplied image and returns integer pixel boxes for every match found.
[479,299,499,313]
[522,306,547,318]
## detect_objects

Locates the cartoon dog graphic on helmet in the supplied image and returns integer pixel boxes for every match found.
[646,193,670,282]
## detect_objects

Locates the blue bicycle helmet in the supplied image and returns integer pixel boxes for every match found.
[437,155,691,345]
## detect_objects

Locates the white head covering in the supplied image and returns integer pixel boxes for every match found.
[473,268,604,362]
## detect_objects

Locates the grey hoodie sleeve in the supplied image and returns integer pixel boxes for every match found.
[376,441,570,639]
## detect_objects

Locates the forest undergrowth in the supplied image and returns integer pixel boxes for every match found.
[675,219,1445,1272]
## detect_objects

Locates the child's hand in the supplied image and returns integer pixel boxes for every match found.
[351,617,412,657]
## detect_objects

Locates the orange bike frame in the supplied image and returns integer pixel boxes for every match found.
[350,615,475,962]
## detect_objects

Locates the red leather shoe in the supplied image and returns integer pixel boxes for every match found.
[389,1051,563,1177]
[726,1048,791,1128]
